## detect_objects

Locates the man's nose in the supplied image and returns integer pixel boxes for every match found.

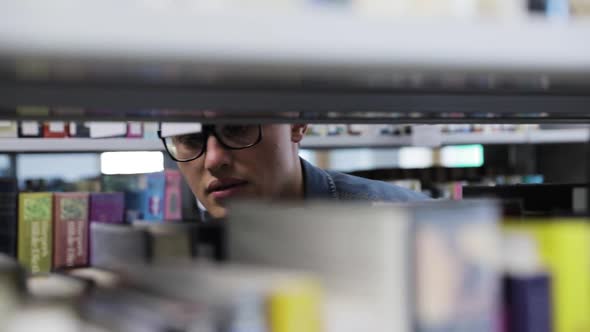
[203,135,231,171]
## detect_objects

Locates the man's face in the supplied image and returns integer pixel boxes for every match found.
[176,124,304,218]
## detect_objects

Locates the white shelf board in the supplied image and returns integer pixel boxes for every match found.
[301,135,412,149]
[442,131,529,145]
[0,138,163,152]
[444,128,590,145]
[527,128,590,143]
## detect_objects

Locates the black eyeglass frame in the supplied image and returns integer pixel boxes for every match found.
[158,124,263,162]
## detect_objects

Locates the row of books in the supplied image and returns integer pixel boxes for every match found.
[0,120,160,139]
[2,194,589,332]
[6,198,589,332]
[305,124,542,137]
[0,170,185,272]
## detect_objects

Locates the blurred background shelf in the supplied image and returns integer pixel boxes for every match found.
[1,128,588,152]
[442,128,590,145]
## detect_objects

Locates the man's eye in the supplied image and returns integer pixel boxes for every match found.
[173,134,203,148]
[221,125,249,137]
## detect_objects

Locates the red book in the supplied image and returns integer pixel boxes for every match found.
[43,122,68,138]
[164,170,182,221]
[126,122,143,138]
[53,193,89,269]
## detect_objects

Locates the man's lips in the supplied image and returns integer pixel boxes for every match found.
[207,178,249,199]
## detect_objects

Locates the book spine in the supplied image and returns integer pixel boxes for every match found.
[18,193,53,274]
[164,170,182,221]
[53,193,90,269]
[89,193,125,224]
[0,180,18,257]
[90,223,149,269]
[67,122,90,138]
[42,122,68,138]
[126,122,143,138]
[18,121,42,138]
[0,121,18,138]
[503,274,552,332]
[142,173,165,221]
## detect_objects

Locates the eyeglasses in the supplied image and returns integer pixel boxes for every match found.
[158,124,263,162]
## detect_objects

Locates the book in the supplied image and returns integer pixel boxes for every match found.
[0,121,18,138]
[18,192,53,274]
[42,121,68,138]
[142,122,159,139]
[102,173,165,222]
[18,121,42,138]
[143,172,165,221]
[503,275,552,332]
[90,223,149,269]
[501,231,553,332]
[228,200,500,332]
[505,218,590,332]
[88,122,127,138]
[132,221,196,263]
[89,193,125,224]
[53,193,90,269]
[412,200,500,332]
[0,178,18,257]
[125,173,165,222]
[126,122,143,138]
[164,170,182,221]
[228,201,413,332]
[67,122,90,138]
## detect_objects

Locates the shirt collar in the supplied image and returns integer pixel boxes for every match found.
[300,157,338,200]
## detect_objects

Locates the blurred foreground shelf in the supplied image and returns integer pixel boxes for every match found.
[0,1,589,122]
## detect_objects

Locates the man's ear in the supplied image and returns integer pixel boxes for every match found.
[291,124,308,143]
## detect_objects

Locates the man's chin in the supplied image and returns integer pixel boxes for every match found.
[207,204,228,219]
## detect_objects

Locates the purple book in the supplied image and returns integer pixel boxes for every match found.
[89,193,125,224]
[503,274,552,332]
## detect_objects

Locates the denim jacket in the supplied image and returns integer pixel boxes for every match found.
[301,158,429,202]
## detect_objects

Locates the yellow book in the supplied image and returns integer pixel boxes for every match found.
[17,193,53,274]
[504,218,590,332]
[268,278,323,332]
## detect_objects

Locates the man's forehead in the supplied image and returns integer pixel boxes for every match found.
[159,111,301,137]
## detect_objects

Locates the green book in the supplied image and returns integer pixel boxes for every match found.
[18,193,53,274]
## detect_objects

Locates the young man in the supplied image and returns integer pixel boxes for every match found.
[160,124,428,219]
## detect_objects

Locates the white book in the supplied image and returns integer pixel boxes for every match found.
[228,201,413,332]
[88,122,127,138]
